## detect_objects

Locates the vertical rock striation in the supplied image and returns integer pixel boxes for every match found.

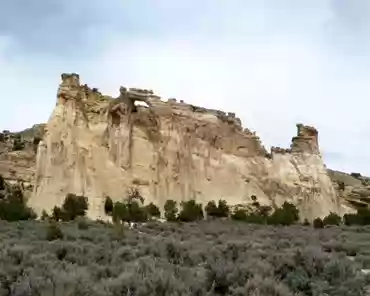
[28,73,339,221]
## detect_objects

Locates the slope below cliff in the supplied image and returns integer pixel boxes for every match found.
[23,73,340,221]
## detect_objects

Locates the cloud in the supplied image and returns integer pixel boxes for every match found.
[0,0,370,174]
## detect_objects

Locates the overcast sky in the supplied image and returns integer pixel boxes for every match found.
[0,1,369,174]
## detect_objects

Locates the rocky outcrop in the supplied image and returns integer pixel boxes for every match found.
[24,73,339,221]
[328,170,370,213]
[0,125,45,198]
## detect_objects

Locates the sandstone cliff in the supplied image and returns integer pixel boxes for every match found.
[0,125,45,197]
[24,73,339,221]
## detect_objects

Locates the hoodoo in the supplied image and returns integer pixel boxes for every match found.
[26,73,339,220]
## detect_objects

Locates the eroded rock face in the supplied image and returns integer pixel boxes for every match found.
[0,125,45,198]
[25,73,340,221]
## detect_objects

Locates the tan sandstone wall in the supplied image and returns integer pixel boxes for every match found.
[28,73,340,221]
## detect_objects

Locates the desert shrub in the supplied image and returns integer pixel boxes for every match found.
[145,202,161,219]
[205,200,230,218]
[245,213,265,224]
[0,175,5,190]
[77,218,89,230]
[323,212,342,226]
[104,196,113,215]
[178,199,204,222]
[111,188,148,223]
[344,213,360,226]
[112,201,129,223]
[40,210,49,221]
[127,200,147,222]
[231,208,247,221]
[46,221,64,241]
[111,190,149,224]
[52,206,64,221]
[0,220,368,295]
[164,200,178,222]
[62,193,88,221]
[205,200,218,218]
[0,189,36,221]
[351,172,362,179]
[356,208,370,225]
[303,219,310,226]
[267,202,299,226]
[313,218,324,229]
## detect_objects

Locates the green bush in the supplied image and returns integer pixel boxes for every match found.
[164,200,178,222]
[62,194,88,221]
[313,218,324,229]
[205,200,218,218]
[323,212,342,226]
[267,202,299,226]
[0,175,5,190]
[112,202,129,223]
[12,139,25,151]
[104,196,113,215]
[110,188,148,223]
[145,202,161,219]
[302,219,310,226]
[0,188,36,221]
[245,213,265,224]
[343,213,361,226]
[231,208,247,221]
[46,221,64,241]
[127,200,147,222]
[40,210,49,221]
[205,200,230,218]
[356,208,370,225]
[52,206,64,221]
[178,199,203,222]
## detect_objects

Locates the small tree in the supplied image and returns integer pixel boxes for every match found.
[0,188,36,221]
[104,196,113,215]
[128,200,147,222]
[302,219,310,226]
[267,202,299,226]
[356,208,370,225]
[62,194,88,221]
[178,199,204,222]
[146,202,161,219]
[205,200,230,219]
[231,208,247,221]
[0,175,5,190]
[112,202,129,223]
[52,206,64,221]
[41,210,49,221]
[217,200,230,218]
[245,213,265,224]
[205,200,218,218]
[126,188,144,204]
[323,212,342,226]
[343,213,360,226]
[313,218,324,229]
[164,200,178,222]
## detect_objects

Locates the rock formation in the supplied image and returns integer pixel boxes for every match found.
[23,73,340,221]
[0,125,45,197]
